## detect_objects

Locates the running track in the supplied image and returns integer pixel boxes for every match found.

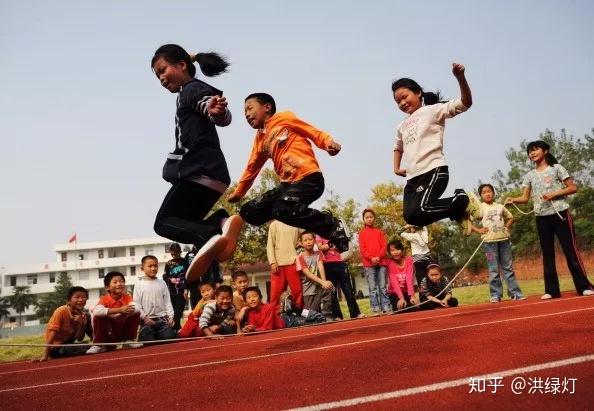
[1,294,592,410]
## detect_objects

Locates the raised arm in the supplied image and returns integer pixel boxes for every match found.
[452,63,472,108]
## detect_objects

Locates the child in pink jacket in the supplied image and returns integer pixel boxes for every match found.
[386,241,418,311]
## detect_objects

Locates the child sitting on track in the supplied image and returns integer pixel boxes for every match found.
[87,271,142,354]
[36,286,91,361]
[134,255,178,343]
[386,241,418,311]
[242,287,325,333]
[419,262,458,310]
[232,270,250,332]
[199,285,236,337]
[178,281,215,338]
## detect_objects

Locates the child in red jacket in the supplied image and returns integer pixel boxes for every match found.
[358,209,391,314]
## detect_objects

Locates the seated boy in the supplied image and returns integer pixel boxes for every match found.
[87,271,141,354]
[178,281,215,338]
[232,270,250,331]
[242,286,324,333]
[37,286,91,361]
[296,231,334,321]
[199,285,236,337]
[419,262,459,310]
[134,255,178,343]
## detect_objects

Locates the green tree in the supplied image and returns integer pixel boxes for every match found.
[8,286,37,326]
[0,297,11,324]
[365,181,406,240]
[35,272,74,323]
[322,190,360,240]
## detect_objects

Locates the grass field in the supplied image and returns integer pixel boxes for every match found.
[1,275,593,363]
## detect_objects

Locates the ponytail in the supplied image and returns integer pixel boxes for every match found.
[192,52,230,77]
[421,91,444,106]
[545,153,559,165]
[151,44,230,78]
[391,77,444,106]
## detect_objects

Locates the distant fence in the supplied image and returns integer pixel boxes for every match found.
[0,324,45,339]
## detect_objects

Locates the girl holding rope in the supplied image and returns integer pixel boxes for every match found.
[505,140,593,299]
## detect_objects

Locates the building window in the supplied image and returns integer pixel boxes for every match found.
[10,276,16,286]
[61,252,67,262]
[129,247,136,257]
[145,248,153,256]
[130,266,136,276]
[27,275,38,285]
[79,271,89,281]
[78,254,85,261]
[49,273,56,283]
[98,249,104,259]
[98,268,105,278]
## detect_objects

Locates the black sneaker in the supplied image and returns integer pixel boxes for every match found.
[450,189,469,222]
[330,218,350,253]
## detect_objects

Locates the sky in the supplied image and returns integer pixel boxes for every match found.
[1,0,593,265]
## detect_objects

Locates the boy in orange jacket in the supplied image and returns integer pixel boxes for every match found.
[228,93,349,252]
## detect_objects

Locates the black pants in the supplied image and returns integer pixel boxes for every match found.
[414,258,430,299]
[240,172,338,239]
[48,340,90,358]
[536,210,593,297]
[170,293,187,330]
[324,262,361,319]
[388,293,417,312]
[403,166,467,227]
[154,180,229,248]
[421,297,459,310]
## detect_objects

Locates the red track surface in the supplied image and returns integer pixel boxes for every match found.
[1,294,593,410]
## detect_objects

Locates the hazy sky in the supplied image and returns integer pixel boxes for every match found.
[1,0,593,265]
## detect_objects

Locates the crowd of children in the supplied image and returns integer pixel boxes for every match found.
[36,45,593,361]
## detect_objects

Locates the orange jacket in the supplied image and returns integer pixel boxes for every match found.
[234,111,334,197]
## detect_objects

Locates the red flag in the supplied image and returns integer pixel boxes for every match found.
[68,233,77,243]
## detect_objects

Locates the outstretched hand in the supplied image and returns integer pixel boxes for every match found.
[207,96,228,116]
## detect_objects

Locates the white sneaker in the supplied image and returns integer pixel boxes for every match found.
[86,345,106,355]
[217,215,243,262]
[186,235,228,282]
[123,340,143,349]
[583,289,594,296]
[541,293,553,300]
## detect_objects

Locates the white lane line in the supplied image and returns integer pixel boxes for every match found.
[0,306,592,394]
[0,295,586,375]
[287,354,594,410]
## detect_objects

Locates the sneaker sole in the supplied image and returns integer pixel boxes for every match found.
[186,235,228,282]
[217,215,244,262]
